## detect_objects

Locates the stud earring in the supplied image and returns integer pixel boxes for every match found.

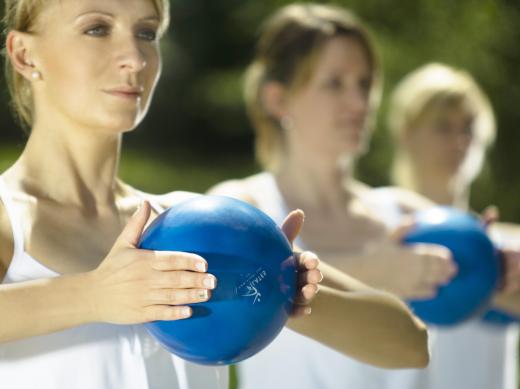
[31,71,41,80]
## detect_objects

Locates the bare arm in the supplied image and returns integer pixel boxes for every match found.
[0,273,97,342]
[0,202,215,343]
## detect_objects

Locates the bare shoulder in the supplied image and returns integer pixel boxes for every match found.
[144,191,202,210]
[207,174,262,207]
[376,186,434,214]
[0,200,14,279]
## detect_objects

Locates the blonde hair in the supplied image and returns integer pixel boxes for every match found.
[389,63,496,189]
[244,3,380,172]
[2,0,170,130]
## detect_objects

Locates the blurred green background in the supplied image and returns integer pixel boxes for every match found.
[1,1,520,388]
[2,0,520,219]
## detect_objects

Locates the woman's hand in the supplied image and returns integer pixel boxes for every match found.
[280,210,323,316]
[362,219,457,299]
[88,201,216,324]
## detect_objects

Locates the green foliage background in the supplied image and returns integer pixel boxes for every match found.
[2,0,520,219]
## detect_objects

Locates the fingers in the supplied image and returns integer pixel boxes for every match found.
[291,305,312,317]
[116,201,152,248]
[147,288,212,305]
[407,285,439,300]
[296,251,320,270]
[150,251,208,272]
[413,244,457,284]
[144,305,193,322]
[298,269,323,285]
[480,205,500,228]
[281,209,304,245]
[389,216,416,242]
[154,271,217,289]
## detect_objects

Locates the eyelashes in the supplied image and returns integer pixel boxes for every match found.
[83,23,158,42]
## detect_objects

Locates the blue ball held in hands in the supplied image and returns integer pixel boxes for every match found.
[482,309,519,326]
[404,206,500,326]
[139,195,297,365]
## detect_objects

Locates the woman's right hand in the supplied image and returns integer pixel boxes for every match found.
[364,220,457,299]
[87,201,216,324]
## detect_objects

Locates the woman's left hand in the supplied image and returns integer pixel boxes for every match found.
[281,210,323,316]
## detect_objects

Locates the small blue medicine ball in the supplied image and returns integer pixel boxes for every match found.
[139,195,297,365]
[404,206,500,326]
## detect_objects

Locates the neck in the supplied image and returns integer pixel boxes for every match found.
[411,170,470,210]
[8,122,124,210]
[276,146,355,211]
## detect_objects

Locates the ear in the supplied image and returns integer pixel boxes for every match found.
[5,30,38,81]
[261,81,288,121]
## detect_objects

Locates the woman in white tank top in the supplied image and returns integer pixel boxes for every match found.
[0,1,324,388]
[210,4,520,389]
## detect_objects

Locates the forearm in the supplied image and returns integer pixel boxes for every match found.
[0,272,96,343]
[287,285,429,369]
[317,252,391,294]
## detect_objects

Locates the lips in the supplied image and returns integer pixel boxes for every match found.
[104,87,143,99]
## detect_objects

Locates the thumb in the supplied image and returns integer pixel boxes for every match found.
[281,209,304,246]
[481,205,500,229]
[389,216,416,243]
[114,201,152,249]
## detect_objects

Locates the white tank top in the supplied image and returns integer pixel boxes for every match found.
[0,177,228,389]
[237,174,519,389]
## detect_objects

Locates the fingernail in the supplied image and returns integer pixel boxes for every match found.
[198,290,209,299]
[196,261,207,272]
[181,307,191,318]
[203,276,216,289]
[304,306,312,315]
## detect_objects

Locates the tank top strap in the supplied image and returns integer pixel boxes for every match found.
[245,172,305,250]
[0,176,26,258]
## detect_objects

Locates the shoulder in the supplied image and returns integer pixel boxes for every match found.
[142,191,202,210]
[370,186,434,214]
[207,173,266,207]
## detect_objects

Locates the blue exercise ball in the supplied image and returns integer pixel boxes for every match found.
[404,206,500,326]
[481,309,519,326]
[481,252,519,326]
[138,195,297,365]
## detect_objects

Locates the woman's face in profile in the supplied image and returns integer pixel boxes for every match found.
[283,36,372,158]
[30,0,162,133]
[407,105,475,178]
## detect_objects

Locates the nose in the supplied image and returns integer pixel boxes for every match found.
[116,36,147,73]
[344,87,369,119]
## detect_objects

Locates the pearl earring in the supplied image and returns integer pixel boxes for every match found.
[31,71,41,80]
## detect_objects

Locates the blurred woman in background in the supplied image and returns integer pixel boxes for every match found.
[210,4,460,389]
[387,62,520,389]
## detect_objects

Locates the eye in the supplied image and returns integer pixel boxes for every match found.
[85,24,110,37]
[136,27,158,42]
[325,77,343,91]
[359,78,371,96]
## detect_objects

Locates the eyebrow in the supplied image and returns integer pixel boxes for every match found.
[75,11,160,22]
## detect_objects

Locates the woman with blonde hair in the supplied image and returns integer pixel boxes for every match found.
[0,0,431,388]
[210,4,465,389]
[386,62,520,389]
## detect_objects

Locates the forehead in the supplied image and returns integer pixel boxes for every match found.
[422,102,474,125]
[38,0,158,22]
[313,36,370,76]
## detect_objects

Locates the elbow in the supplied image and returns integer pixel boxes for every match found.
[391,323,430,369]
[405,325,430,368]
